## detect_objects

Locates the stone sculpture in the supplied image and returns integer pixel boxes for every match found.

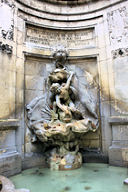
[26,49,98,170]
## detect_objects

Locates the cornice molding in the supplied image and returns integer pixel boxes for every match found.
[15,0,127,17]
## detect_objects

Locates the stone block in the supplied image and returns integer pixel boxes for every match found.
[90,139,100,148]
[0,103,10,119]
[16,45,23,59]
[17,17,24,32]
[22,153,46,170]
[0,153,22,177]
[17,30,24,45]
[100,101,111,117]
[25,59,46,76]
[16,73,24,89]
[82,151,108,164]
[0,86,10,102]
[80,139,90,148]
[16,57,24,73]
[101,117,112,147]
[112,125,128,141]
[16,89,24,105]
[83,130,100,140]
[110,101,122,116]
[15,104,24,118]
[0,130,16,153]
[25,75,45,91]
[109,146,128,167]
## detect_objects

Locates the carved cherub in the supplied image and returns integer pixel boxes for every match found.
[49,70,82,123]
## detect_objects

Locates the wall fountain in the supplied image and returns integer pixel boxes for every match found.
[26,50,99,170]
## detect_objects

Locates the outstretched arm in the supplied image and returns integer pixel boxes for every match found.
[64,71,74,89]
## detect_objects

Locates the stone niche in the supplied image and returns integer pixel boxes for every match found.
[24,56,101,156]
[24,20,101,170]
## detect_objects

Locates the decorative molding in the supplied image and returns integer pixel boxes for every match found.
[112,48,128,59]
[0,119,20,130]
[43,0,99,5]
[109,116,128,125]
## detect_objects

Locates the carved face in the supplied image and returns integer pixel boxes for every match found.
[50,83,60,94]
[53,50,67,68]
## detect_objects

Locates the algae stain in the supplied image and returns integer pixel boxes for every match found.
[84,186,91,190]
[60,186,71,192]
[31,169,44,176]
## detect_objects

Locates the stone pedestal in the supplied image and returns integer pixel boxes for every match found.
[49,151,82,171]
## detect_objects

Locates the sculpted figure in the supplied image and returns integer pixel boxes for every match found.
[26,49,99,170]
[50,70,81,123]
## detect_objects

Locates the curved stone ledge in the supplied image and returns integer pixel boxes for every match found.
[109,116,128,125]
[0,119,20,130]
[16,0,126,16]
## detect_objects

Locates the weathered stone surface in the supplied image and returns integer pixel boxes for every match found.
[0,119,19,130]
[0,153,22,177]
[0,0,14,41]
[26,24,96,49]
[107,7,128,50]
[0,175,30,192]
[0,175,15,192]
[22,152,46,170]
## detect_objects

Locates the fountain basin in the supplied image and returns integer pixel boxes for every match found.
[10,163,128,192]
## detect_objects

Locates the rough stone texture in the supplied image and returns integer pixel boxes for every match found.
[109,146,128,167]
[0,119,19,130]
[0,175,30,192]
[82,151,108,164]
[107,6,128,50]
[22,153,46,170]
[0,0,14,40]
[26,24,95,49]
[0,153,22,177]
[109,119,128,166]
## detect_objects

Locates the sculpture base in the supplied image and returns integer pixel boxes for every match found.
[49,151,82,171]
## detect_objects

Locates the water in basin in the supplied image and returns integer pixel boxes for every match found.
[10,163,128,192]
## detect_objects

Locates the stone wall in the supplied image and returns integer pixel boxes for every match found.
[0,0,128,176]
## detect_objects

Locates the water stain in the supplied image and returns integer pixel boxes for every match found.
[60,186,71,192]
[84,186,91,190]
[64,186,71,191]
[80,180,87,183]
[31,169,44,176]
[38,172,44,176]
[93,169,99,172]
